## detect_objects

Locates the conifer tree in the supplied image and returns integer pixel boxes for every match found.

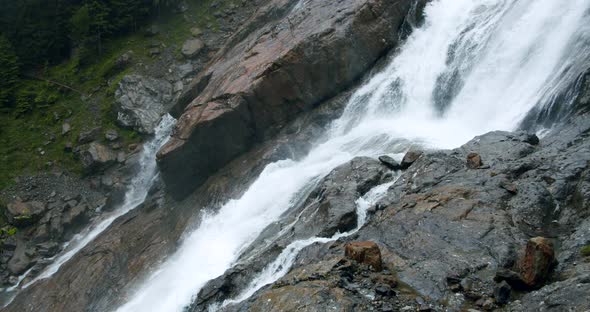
[0,35,19,107]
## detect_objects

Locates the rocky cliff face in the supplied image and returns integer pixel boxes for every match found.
[4,1,590,311]
[191,112,590,312]
[157,0,418,199]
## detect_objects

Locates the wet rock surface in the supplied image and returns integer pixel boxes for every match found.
[220,241,441,312]
[158,0,417,199]
[3,2,590,312]
[189,113,590,312]
[1,57,356,312]
[114,74,174,134]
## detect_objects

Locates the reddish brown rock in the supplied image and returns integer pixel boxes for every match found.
[519,237,555,288]
[345,241,383,271]
[466,152,482,169]
[159,0,416,199]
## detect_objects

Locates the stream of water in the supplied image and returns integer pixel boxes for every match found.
[117,1,590,311]
[0,114,175,307]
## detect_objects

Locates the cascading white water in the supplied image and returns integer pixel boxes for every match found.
[219,179,397,309]
[117,1,590,311]
[1,114,175,303]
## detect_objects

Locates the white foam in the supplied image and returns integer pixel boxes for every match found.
[117,1,590,311]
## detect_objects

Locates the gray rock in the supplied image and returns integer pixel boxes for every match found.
[5,200,47,227]
[176,63,194,79]
[400,150,422,169]
[61,123,71,135]
[282,157,389,238]
[173,80,184,94]
[506,275,590,311]
[36,242,59,258]
[8,243,35,275]
[61,203,90,232]
[105,129,119,141]
[115,74,173,133]
[181,39,205,58]
[494,281,511,305]
[379,155,401,170]
[79,142,117,172]
[78,127,101,144]
[2,236,17,251]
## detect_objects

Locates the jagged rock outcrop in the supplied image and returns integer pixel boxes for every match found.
[79,142,117,172]
[6,2,589,311]
[181,38,205,58]
[195,113,590,312]
[158,0,418,199]
[283,157,391,239]
[187,156,391,311]
[5,200,47,226]
[1,80,353,312]
[0,174,109,287]
[115,74,174,134]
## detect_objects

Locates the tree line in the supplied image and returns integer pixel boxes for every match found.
[0,0,180,108]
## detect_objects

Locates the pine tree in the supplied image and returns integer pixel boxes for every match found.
[0,35,19,107]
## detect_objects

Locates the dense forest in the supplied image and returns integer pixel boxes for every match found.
[0,0,181,109]
[0,0,208,189]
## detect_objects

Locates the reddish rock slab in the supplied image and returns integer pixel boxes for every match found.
[519,237,555,289]
[345,241,383,271]
[159,0,415,199]
[466,152,483,169]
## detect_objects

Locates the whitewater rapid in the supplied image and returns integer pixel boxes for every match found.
[117,0,590,311]
[2,115,175,304]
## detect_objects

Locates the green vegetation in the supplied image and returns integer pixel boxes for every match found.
[0,0,240,189]
[0,35,19,108]
[0,200,8,228]
[581,245,590,257]
[0,226,17,251]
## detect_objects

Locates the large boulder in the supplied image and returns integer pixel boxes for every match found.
[181,38,205,58]
[156,96,256,197]
[190,156,390,310]
[344,241,383,271]
[400,150,423,169]
[5,200,47,227]
[290,157,389,238]
[518,237,555,289]
[159,0,416,199]
[79,142,117,172]
[7,244,35,275]
[115,74,173,134]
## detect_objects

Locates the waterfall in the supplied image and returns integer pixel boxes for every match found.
[1,115,175,304]
[117,1,590,311]
[220,179,398,309]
